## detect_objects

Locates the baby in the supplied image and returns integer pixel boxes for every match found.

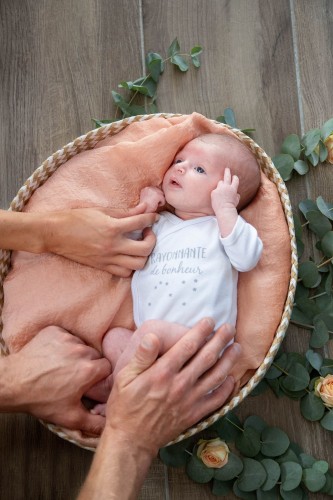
[90,133,263,414]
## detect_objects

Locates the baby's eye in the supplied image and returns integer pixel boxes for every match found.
[174,159,182,164]
[194,166,206,174]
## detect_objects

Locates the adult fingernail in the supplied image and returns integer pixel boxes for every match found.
[202,317,215,328]
[141,333,155,350]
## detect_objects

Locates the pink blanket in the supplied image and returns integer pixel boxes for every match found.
[2,113,291,388]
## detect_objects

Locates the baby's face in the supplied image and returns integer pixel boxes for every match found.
[162,139,226,219]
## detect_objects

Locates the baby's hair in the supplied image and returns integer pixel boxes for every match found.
[195,133,261,210]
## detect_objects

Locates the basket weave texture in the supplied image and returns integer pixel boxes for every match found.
[0,113,298,450]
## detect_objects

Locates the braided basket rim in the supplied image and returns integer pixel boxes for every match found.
[0,113,297,451]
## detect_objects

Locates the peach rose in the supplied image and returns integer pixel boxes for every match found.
[196,438,229,469]
[324,134,333,164]
[315,374,333,407]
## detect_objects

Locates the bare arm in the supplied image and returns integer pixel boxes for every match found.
[78,319,241,499]
[0,204,158,277]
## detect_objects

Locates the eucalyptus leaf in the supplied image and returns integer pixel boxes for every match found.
[185,454,214,483]
[319,140,328,162]
[213,412,243,441]
[299,199,318,217]
[213,452,243,481]
[216,115,226,124]
[261,427,290,457]
[233,481,257,499]
[302,128,321,155]
[280,461,302,491]
[159,438,192,467]
[190,46,202,68]
[280,486,305,500]
[320,358,333,376]
[276,448,300,465]
[237,458,267,492]
[235,427,261,457]
[312,460,329,474]
[295,297,320,321]
[266,378,282,397]
[250,379,269,396]
[168,37,180,57]
[307,149,319,166]
[310,319,329,348]
[317,196,333,221]
[321,117,333,140]
[302,467,326,492]
[92,118,113,127]
[147,54,163,83]
[298,261,321,288]
[299,453,316,468]
[272,154,294,180]
[171,54,189,71]
[321,231,333,258]
[281,134,301,160]
[211,478,233,496]
[305,349,323,372]
[244,415,267,434]
[293,160,309,175]
[305,210,331,238]
[223,108,237,128]
[320,410,333,431]
[257,486,280,499]
[300,391,325,421]
[282,363,310,391]
[260,459,280,491]
[291,306,313,325]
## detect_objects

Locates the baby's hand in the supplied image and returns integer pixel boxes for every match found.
[211,168,240,215]
[140,186,165,213]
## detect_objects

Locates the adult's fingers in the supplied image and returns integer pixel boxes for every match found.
[76,407,106,436]
[81,358,112,394]
[120,212,159,232]
[160,318,215,373]
[190,375,235,426]
[116,333,160,387]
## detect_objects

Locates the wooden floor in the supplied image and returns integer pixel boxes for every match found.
[1,0,333,498]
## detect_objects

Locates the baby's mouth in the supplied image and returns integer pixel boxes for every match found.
[170,177,181,187]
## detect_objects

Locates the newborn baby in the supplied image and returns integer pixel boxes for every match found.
[90,133,263,414]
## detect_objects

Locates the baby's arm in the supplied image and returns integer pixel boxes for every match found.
[211,168,240,237]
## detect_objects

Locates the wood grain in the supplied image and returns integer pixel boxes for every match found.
[1,0,333,498]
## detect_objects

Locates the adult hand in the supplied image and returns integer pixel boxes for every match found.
[105,318,240,456]
[43,203,158,276]
[6,326,111,434]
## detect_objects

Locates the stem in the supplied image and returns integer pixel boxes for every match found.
[224,417,244,433]
[272,362,289,376]
[290,320,333,335]
[318,257,333,269]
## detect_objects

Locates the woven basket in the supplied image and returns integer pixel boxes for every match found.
[0,113,298,450]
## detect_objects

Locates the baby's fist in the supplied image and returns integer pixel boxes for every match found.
[140,186,165,213]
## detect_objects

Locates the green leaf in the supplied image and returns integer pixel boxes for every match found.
[302,128,321,155]
[280,462,302,491]
[190,46,202,68]
[233,481,257,499]
[257,486,280,499]
[214,452,243,481]
[92,118,113,127]
[272,154,294,180]
[276,448,300,465]
[302,467,326,492]
[281,134,301,160]
[320,410,333,430]
[266,378,283,397]
[282,363,310,391]
[321,231,333,258]
[212,412,243,441]
[211,478,233,496]
[159,438,192,467]
[260,459,280,491]
[310,319,329,348]
[321,117,333,141]
[146,52,164,83]
[261,427,290,457]
[299,453,316,468]
[250,379,269,396]
[280,486,305,499]
[320,358,333,376]
[299,199,318,218]
[319,140,328,162]
[171,54,189,71]
[298,261,321,288]
[312,460,329,474]
[305,210,332,238]
[237,458,267,492]
[317,196,333,220]
[223,107,237,128]
[186,454,214,483]
[216,115,226,124]
[168,37,180,57]
[235,427,261,457]
[300,392,325,421]
[293,159,309,175]
[244,415,267,434]
[307,149,319,166]
[305,349,323,372]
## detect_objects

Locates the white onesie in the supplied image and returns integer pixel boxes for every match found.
[131,211,263,329]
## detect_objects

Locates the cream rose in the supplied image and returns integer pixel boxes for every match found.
[315,374,333,407]
[324,134,333,164]
[196,438,229,469]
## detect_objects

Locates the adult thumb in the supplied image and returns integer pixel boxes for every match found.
[118,333,160,385]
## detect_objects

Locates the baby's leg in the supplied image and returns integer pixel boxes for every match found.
[85,326,133,404]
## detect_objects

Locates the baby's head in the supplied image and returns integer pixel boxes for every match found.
[162,133,261,219]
